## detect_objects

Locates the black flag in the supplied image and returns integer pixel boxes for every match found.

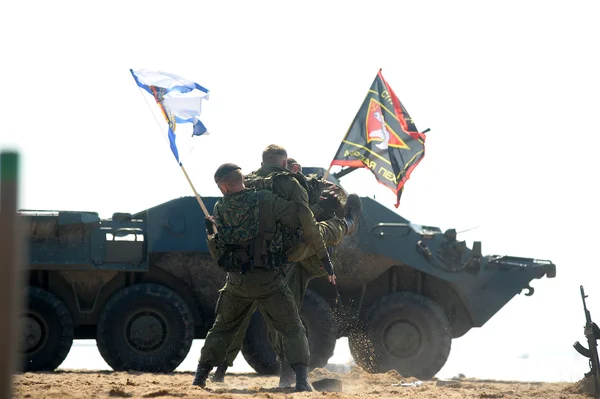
[330,69,426,208]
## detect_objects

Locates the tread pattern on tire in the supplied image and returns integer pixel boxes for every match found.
[96,283,194,373]
[349,292,451,380]
[23,287,74,371]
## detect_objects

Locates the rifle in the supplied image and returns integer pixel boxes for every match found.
[573,285,600,399]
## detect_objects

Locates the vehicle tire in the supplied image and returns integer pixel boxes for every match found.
[21,287,74,371]
[96,283,194,373]
[348,292,451,380]
[241,289,337,374]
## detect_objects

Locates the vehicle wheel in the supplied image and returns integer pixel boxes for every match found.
[241,290,337,374]
[348,292,451,380]
[96,283,194,372]
[21,287,74,371]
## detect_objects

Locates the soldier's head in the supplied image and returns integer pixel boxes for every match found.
[261,144,288,168]
[286,157,302,174]
[214,163,244,194]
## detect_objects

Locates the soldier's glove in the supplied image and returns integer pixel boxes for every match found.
[319,190,344,217]
[205,217,216,235]
[320,255,335,276]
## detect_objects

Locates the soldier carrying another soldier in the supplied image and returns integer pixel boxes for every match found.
[211,145,361,387]
[192,162,362,391]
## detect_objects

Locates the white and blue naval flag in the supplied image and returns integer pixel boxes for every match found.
[130,69,210,164]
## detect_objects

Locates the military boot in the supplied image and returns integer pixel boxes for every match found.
[192,363,213,388]
[292,364,313,392]
[278,358,295,388]
[344,194,363,235]
[211,363,227,383]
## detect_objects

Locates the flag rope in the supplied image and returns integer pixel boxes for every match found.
[135,87,210,217]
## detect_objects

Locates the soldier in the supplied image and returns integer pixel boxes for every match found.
[211,146,361,387]
[257,153,351,386]
[286,157,301,174]
[273,157,347,385]
[193,163,360,391]
[245,145,359,263]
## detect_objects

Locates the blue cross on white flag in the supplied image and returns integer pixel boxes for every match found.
[130,69,210,164]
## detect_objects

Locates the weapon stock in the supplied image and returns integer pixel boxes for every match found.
[573,285,600,399]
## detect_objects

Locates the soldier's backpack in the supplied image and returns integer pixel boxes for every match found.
[244,170,310,196]
[244,170,309,249]
[214,189,285,273]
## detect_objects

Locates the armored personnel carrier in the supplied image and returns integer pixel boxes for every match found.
[19,167,555,379]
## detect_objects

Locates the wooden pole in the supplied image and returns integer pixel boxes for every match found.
[0,151,25,399]
[322,164,333,182]
[180,163,209,217]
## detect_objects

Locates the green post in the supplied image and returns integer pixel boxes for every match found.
[0,151,25,397]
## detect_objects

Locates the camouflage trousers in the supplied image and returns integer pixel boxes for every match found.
[221,217,347,367]
[198,268,309,368]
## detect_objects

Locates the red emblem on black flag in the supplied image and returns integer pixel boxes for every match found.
[329,69,427,208]
[366,99,410,150]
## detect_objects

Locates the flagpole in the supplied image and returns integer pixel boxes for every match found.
[179,162,210,217]
[322,165,333,181]
[135,86,210,218]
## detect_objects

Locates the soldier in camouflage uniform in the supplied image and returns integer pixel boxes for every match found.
[273,158,349,385]
[211,145,362,387]
[245,145,360,280]
[193,162,356,392]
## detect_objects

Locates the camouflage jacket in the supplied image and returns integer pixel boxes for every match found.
[244,165,329,260]
[207,188,300,270]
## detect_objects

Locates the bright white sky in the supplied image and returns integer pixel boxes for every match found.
[2,0,600,380]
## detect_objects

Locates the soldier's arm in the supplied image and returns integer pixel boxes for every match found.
[206,204,223,261]
[285,178,329,260]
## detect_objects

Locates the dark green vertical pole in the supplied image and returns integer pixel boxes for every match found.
[0,151,25,398]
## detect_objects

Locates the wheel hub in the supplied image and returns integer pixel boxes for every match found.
[383,320,421,358]
[22,314,46,354]
[126,311,167,352]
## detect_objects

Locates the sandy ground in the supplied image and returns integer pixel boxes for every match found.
[12,366,597,399]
